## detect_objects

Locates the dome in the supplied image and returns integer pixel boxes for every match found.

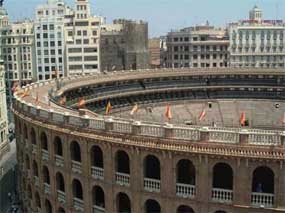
[0,7,8,16]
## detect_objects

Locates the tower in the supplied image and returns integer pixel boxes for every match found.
[249,5,263,23]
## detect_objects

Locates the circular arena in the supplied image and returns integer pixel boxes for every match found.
[12,68,285,213]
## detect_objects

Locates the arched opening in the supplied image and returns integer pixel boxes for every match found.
[70,141,81,162]
[24,124,28,140]
[45,199,52,213]
[177,205,194,213]
[58,207,65,213]
[144,199,161,213]
[25,155,30,170]
[41,132,48,150]
[56,172,65,192]
[42,166,50,184]
[117,192,131,213]
[72,179,83,200]
[212,163,233,190]
[91,145,103,168]
[54,136,63,156]
[252,166,274,193]
[215,211,227,213]
[176,159,195,185]
[35,192,41,208]
[33,160,38,177]
[115,150,130,174]
[30,128,36,145]
[92,185,105,209]
[144,155,160,180]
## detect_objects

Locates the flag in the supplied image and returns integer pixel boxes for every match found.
[77,97,86,109]
[199,109,206,121]
[35,92,39,104]
[21,90,29,98]
[59,96,66,106]
[282,112,285,125]
[105,101,112,115]
[130,104,139,115]
[240,112,246,126]
[165,104,172,120]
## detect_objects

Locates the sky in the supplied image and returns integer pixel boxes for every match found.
[4,0,285,37]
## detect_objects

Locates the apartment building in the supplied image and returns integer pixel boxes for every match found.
[34,0,69,81]
[166,24,229,68]
[65,0,104,76]
[229,6,285,68]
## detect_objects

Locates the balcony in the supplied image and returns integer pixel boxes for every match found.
[251,192,274,208]
[212,188,233,203]
[33,176,39,186]
[93,205,105,213]
[41,150,49,161]
[176,183,195,198]
[57,190,66,203]
[144,178,160,193]
[32,144,37,154]
[115,172,130,186]
[37,207,41,213]
[71,160,82,174]
[43,183,50,194]
[73,197,84,212]
[91,166,104,180]
[55,155,64,167]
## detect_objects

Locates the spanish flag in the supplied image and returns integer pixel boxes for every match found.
[130,104,139,115]
[59,96,66,106]
[165,104,172,120]
[77,97,86,109]
[240,112,246,126]
[199,109,206,121]
[105,101,112,115]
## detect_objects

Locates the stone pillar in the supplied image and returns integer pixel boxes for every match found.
[234,159,251,206]
[105,118,114,132]
[164,124,174,138]
[200,127,209,141]
[280,133,285,147]
[239,129,249,145]
[132,121,141,135]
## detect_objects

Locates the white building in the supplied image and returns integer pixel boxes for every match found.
[65,0,104,75]
[0,59,8,160]
[34,0,70,81]
[229,6,285,68]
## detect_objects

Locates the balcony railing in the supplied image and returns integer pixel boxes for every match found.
[32,144,37,154]
[33,176,39,186]
[55,155,64,167]
[251,192,274,208]
[71,160,82,174]
[43,183,50,194]
[144,178,160,192]
[36,207,41,213]
[57,190,66,203]
[212,188,233,203]
[176,183,195,198]
[73,197,84,212]
[91,166,104,180]
[93,205,105,213]
[115,172,130,186]
[41,149,49,161]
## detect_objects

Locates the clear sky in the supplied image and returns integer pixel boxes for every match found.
[4,0,285,37]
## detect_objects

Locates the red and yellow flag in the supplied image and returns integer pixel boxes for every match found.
[240,112,246,126]
[165,104,172,120]
[130,104,139,115]
[105,101,112,115]
[199,109,206,121]
[77,97,86,109]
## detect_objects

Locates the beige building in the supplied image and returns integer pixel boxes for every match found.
[148,38,161,68]
[65,0,104,76]
[166,24,229,68]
